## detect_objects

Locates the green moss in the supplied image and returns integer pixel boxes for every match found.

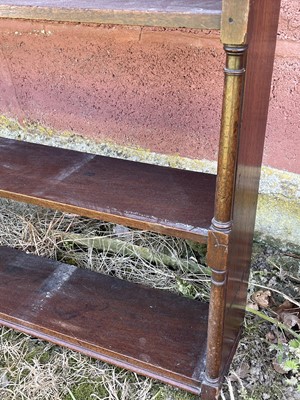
[150,385,196,400]
[22,339,54,365]
[25,120,57,137]
[0,115,23,132]
[238,385,286,400]
[256,195,300,250]
[63,382,108,400]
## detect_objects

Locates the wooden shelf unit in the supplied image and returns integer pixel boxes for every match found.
[0,1,281,399]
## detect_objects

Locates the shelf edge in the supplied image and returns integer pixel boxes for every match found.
[0,317,202,395]
[0,189,209,242]
[0,5,221,29]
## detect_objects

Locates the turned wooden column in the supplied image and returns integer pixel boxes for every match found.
[211,44,247,232]
[204,45,247,392]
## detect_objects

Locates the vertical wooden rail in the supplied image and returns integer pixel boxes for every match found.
[220,0,281,383]
[202,1,281,398]
[211,45,247,232]
[202,2,250,398]
[202,45,247,398]
[202,230,229,397]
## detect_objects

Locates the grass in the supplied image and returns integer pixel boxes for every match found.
[0,198,299,399]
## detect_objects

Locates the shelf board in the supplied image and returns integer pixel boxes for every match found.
[0,138,215,242]
[0,246,208,394]
[0,1,222,29]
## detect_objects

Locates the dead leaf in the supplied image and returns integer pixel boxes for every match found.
[279,311,300,329]
[236,362,250,378]
[229,362,250,381]
[252,290,272,308]
[276,300,295,314]
[266,331,277,342]
[266,328,287,343]
[272,358,287,375]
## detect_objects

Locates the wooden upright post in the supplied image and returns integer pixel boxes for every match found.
[202,1,281,398]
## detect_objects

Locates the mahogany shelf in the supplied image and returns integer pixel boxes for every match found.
[0,137,216,242]
[0,0,222,29]
[0,246,208,395]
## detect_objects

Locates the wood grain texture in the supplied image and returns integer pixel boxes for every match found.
[0,246,208,394]
[0,1,222,29]
[221,0,250,45]
[205,230,229,381]
[220,0,281,375]
[212,45,247,230]
[0,138,215,242]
